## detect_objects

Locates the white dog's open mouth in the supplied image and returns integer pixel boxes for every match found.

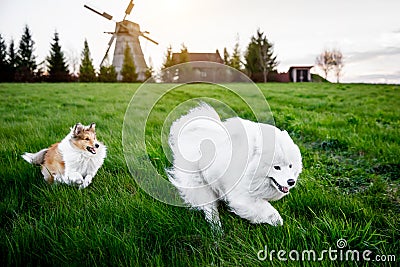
[269,177,289,194]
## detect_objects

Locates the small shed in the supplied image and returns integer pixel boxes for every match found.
[289,66,313,82]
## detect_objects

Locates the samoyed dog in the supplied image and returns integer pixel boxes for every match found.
[168,103,302,228]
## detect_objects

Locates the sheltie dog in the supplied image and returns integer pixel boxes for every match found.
[22,123,106,189]
[168,103,302,228]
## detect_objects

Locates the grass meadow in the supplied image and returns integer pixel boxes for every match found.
[0,82,399,266]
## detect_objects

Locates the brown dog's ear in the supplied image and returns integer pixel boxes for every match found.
[73,123,84,136]
[88,122,96,132]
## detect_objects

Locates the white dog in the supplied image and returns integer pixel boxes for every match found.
[22,123,106,189]
[168,103,302,228]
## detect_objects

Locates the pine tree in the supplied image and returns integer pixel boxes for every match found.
[177,43,191,82]
[230,40,242,70]
[145,57,154,80]
[223,47,230,65]
[162,45,175,69]
[161,45,175,82]
[244,29,278,82]
[47,31,70,82]
[178,43,189,63]
[15,25,37,82]
[0,34,8,82]
[8,39,17,81]
[79,39,96,82]
[120,43,137,82]
[98,65,117,82]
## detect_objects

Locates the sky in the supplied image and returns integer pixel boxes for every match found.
[1,0,400,83]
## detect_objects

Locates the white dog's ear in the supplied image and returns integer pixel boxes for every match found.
[73,123,84,136]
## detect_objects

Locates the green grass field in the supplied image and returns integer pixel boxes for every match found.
[0,82,399,266]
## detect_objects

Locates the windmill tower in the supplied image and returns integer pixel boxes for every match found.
[84,1,158,81]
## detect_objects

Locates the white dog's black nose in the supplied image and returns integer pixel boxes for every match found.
[287,179,296,186]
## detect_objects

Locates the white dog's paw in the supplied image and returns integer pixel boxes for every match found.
[266,211,283,226]
[78,175,93,190]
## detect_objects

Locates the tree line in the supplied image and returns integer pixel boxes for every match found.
[1,25,343,83]
[161,28,345,83]
[0,25,140,83]
[161,29,279,83]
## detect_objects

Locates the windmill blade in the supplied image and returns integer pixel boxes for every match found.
[84,4,113,20]
[107,34,116,46]
[123,1,134,21]
[125,1,134,16]
[122,24,159,45]
[100,34,116,66]
[140,33,159,45]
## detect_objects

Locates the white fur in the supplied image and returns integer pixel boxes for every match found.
[168,103,302,228]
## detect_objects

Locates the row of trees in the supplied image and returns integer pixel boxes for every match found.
[161,29,346,83]
[161,29,278,83]
[0,25,142,83]
[0,26,37,82]
[1,26,343,83]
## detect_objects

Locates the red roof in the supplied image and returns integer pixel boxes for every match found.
[172,51,223,64]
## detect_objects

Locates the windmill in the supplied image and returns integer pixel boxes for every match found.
[84,0,158,81]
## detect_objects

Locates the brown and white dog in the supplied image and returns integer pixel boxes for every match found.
[22,123,106,189]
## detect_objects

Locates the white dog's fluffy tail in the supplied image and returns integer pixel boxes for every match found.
[167,102,224,186]
[22,149,48,165]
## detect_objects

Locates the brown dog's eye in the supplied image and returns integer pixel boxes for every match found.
[85,137,90,141]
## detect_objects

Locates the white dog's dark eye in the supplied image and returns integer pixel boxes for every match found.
[274,166,281,170]
[289,164,292,168]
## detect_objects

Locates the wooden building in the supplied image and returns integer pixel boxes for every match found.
[171,51,224,82]
[169,50,244,82]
